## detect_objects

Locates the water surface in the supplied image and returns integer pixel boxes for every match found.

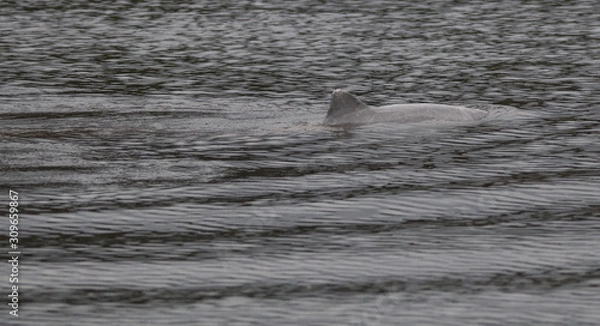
[1,1,599,325]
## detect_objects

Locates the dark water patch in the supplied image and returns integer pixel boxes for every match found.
[24,266,600,305]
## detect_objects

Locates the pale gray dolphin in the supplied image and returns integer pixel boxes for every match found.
[324,89,488,126]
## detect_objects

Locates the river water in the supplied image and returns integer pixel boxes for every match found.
[1,1,599,325]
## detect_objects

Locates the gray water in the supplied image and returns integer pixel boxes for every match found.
[1,1,600,325]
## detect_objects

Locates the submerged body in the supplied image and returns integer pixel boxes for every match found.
[324,89,487,126]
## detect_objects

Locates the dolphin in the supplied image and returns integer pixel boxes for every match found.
[324,89,488,126]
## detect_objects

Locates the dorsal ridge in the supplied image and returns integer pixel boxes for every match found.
[327,89,369,119]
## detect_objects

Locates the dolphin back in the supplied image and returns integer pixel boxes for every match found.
[324,89,488,126]
[326,89,370,122]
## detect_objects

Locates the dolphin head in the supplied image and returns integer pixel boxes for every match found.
[325,89,371,125]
